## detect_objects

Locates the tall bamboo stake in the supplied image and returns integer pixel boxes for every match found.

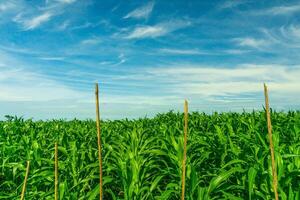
[20,160,30,200]
[55,142,58,200]
[264,83,279,200]
[95,83,103,200]
[181,100,188,200]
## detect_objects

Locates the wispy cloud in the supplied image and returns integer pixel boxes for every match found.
[44,0,77,8]
[218,0,248,9]
[80,63,299,109]
[160,48,209,55]
[256,4,300,15]
[80,37,101,45]
[70,21,102,30]
[54,0,77,4]
[160,48,250,55]
[0,1,25,24]
[56,20,70,30]
[0,51,20,69]
[123,2,155,19]
[223,49,251,55]
[261,24,300,48]
[233,37,269,48]
[0,1,16,12]
[286,24,300,39]
[0,68,85,101]
[125,26,165,39]
[0,51,85,102]
[39,56,65,61]
[113,53,127,66]
[124,20,191,39]
[12,0,78,31]
[14,11,53,30]
[0,44,40,55]
[277,25,300,42]
[99,61,114,65]
[146,64,300,99]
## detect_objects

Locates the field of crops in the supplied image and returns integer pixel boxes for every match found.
[0,111,300,199]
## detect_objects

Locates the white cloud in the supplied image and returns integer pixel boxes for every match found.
[160,48,208,55]
[234,37,269,48]
[99,61,113,65]
[278,25,300,43]
[118,53,126,64]
[0,67,86,101]
[14,12,53,30]
[0,44,41,56]
[39,57,65,61]
[288,25,300,38]
[159,48,249,55]
[80,37,101,45]
[261,25,300,49]
[0,1,25,24]
[218,0,248,9]
[123,2,155,19]
[263,4,300,15]
[223,49,250,55]
[0,50,22,68]
[0,2,16,12]
[11,0,78,30]
[0,50,85,102]
[54,0,77,4]
[44,0,77,7]
[112,53,127,66]
[57,20,70,30]
[1,50,300,118]
[101,95,180,106]
[125,20,191,39]
[146,64,300,99]
[70,22,97,30]
[252,4,300,16]
[126,26,165,39]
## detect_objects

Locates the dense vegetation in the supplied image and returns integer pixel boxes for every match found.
[0,111,300,199]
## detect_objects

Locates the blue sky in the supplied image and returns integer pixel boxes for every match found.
[0,0,300,119]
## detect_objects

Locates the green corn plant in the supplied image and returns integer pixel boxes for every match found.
[0,111,299,199]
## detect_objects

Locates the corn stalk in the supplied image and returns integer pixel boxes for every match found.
[181,100,188,200]
[55,142,58,200]
[264,83,279,200]
[95,83,103,200]
[20,160,30,200]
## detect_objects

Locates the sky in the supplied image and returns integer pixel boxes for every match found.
[0,0,300,120]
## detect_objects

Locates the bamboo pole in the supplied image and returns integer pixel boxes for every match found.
[55,142,58,200]
[95,83,103,200]
[264,83,279,200]
[181,100,188,200]
[20,160,30,200]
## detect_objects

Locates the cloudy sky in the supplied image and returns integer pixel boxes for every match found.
[0,0,300,119]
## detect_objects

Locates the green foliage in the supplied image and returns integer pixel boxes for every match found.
[0,111,299,199]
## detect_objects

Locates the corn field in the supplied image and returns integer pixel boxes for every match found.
[0,111,300,199]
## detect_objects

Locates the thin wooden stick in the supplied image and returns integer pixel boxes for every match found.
[181,100,188,200]
[95,83,103,200]
[264,83,279,200]
[55,142,58,200]
[20,160,30,200]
